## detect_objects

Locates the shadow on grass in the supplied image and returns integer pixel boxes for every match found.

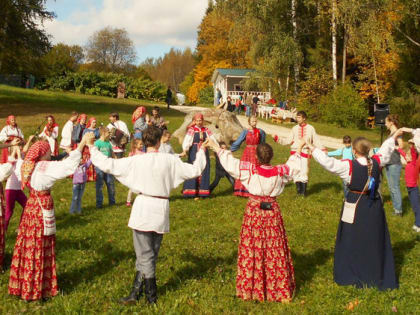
[292,248,332,292]
[58,244,132,294]
[307,182,342,197]
[392,239,417,279]
[160,249,237,296]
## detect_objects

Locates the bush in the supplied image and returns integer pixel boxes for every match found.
[319,83,367,128]
[388,87,420,128]
[37,71,167,101]
[198,85,214,104]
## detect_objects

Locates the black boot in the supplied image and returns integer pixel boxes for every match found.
[144,278,157,304]
[119,271,144,305]
[295,182,302,195]
[301,183,307,197]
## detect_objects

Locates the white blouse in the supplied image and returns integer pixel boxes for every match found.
[218,150,303,197]
[0,163,13,182]
[39,126,59,153]
[312,136,396,184]
[412,128,420,153]
[182,127,218,152]
[0,126,24,142]
[60,120,74,148]
[89,146,207,233]
[30,150,82,191]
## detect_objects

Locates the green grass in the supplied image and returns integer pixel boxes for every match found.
[0,85,419,314]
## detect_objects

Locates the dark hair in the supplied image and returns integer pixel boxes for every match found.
[71,111,78,117]
[256,143,273,164]
[142,126,162,148]
[296,111,307,119]
[386,114,400,128]
[153,106,160,112]
[343,135,352,144]
[161,130,171,137]
[110,112,119,120]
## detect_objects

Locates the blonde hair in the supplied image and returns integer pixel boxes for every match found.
[353,137,373,176]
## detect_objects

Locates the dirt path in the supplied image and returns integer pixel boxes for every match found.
[172,106,343,149]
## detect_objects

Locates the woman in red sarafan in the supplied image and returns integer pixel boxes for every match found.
[0,115,25,163]
[8,135,86,301]
[230,116,266,197]
[208,139,305,302]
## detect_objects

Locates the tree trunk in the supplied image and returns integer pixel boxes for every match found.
[291,0,299,94]
[331,0,337,87]
[372,54,380,103]
[342,27,347,84]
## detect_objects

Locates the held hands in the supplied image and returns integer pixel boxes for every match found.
[203,139,220,152]
[393,128,404,139]
[10,138,22,146]
[179,151,187,158]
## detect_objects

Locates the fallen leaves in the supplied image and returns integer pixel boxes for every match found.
[346,299,360,311]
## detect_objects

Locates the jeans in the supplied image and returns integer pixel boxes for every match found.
[245,104,251,117]
[235,106,241,115]
[385,164,402,212]
[70,183,86,214]
[407,186,420,227]
[95,167,115,207]
[342,180,349,199]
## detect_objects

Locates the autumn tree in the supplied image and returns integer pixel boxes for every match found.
[85,27,137,73]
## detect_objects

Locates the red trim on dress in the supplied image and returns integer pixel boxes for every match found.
[256,165,279,178]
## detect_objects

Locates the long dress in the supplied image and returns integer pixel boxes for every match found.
[311,136,399,290]
[8,150,81,300]
[82,128,100,182]
[182,126,217,198]
[231,128,266,197]
[218,149,303,302]
[0,163,13,269]
[39,125,59,156]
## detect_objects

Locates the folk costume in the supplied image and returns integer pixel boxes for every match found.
[89,143,207,303]
[0,163,13,271]
[0,116,24,163]
[81,117,99,182]
[59,119,74,150]
[8,141,82,301]
[182,114,217,198]
[39,117,59,156]
[132,106,148,132]
[217,149,303,302]
[311,137,399,290]
[231,128,266,197]
[276,123,324,195]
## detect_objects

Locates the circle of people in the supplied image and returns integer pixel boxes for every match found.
[0,108,419,305]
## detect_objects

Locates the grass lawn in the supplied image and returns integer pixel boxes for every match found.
[0,85,419,314]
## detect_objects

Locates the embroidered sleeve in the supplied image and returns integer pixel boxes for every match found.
[182,128,194,152]
[312,148,351,183]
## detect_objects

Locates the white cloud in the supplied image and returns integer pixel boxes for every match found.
[43,0,207,53]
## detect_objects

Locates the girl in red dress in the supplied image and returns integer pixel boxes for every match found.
[82,117,100,182]
[8,136,87,301]
[231,116,266,197]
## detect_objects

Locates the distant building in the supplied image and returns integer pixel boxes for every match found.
[211,68,271,105]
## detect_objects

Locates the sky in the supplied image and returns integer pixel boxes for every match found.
[43,0,208,62]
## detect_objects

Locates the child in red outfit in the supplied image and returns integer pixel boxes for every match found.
[399,139,420,231]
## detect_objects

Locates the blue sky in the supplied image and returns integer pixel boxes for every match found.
[44,0,208,62]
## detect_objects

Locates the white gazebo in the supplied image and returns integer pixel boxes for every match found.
[211,68,271,105]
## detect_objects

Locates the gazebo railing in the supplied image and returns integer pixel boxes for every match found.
[227,91,271,102]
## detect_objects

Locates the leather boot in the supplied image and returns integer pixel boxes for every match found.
[119,271,144,305]
[144,277,157,304]
[295,182,301,195]
[301,183,307,197]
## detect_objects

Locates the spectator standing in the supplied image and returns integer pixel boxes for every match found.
[60,112,78,152]
[107,112,130,159]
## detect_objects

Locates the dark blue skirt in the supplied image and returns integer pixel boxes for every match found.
[182,144,210,198]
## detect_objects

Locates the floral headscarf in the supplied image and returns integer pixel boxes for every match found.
[132,106,146,123]
[21,140,50,189]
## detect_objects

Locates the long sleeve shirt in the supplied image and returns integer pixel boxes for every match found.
[182,127,218,152]
[0,126,24,142]
[217,149,303,197]
[327,146,353,160]
[89,146,207,233]
[230,129,266,152]
[0,163,13,182]
[39,125,59,153]
[277,123,324,156]
[60,120,74,148]
[30,150,82,191]
[312,137,396,185]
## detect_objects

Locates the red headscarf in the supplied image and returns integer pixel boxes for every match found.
[21,140,51,189]
[44,115,59,136]
[77,113,87,124]
[132,106,146,123]
[6,115,16,127]
[186,113,204,130]
[86,117,96,129]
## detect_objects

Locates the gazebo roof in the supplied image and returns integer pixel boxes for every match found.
[211,68,256,83]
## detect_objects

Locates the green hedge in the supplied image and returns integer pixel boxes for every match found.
[37,71,167,101]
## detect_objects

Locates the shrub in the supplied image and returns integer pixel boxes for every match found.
[37,71,167,101]
[319,83,367,128]
[388,87,420,128]
[198,85,214,104]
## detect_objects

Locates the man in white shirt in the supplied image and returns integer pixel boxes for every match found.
[107,112,130,158]
[87,126,207,305]
[60,112,78,151]
[274,111,325,196]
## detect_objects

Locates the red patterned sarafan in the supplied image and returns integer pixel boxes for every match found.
[236,195,295,302]
[8,190,58,301]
